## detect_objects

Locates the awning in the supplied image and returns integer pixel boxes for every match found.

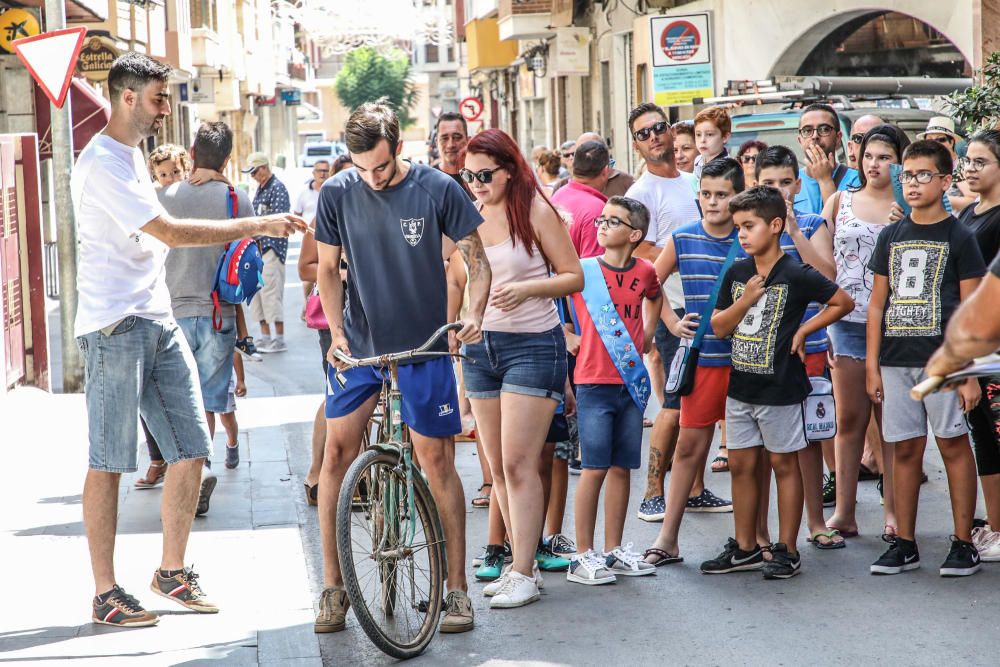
[34,78,110,159]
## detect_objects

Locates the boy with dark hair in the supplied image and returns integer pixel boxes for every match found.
[641,157,745,566]
[867,140,985,576]
[704,186,853,579]
[567,195,661,584]
[755,145,843,548]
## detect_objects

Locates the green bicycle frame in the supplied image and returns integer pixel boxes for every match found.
[376,365,418,550]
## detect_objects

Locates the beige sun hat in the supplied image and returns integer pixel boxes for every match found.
[917,116,963,142]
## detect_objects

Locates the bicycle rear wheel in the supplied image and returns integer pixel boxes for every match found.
[337,447,445,660]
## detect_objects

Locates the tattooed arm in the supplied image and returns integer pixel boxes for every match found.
[455,229,492,345]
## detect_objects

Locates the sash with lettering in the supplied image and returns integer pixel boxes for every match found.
[580,257,651,411]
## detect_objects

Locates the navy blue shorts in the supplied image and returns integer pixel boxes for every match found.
[325,357,461,438]
[576,383,644,470]
[462,326,567,402]
[654,315,683,410]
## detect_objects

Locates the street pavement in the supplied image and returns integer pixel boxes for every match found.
[4,235,1000,665]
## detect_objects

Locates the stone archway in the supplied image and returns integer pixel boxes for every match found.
[769,6,973,78]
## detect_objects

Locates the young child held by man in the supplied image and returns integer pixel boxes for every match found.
[705,186,853,579]
[867,140,986,577]
[568,196,661,585]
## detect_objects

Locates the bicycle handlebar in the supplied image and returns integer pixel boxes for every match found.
[332,322,464,371]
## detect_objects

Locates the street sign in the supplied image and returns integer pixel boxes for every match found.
[12,27,87,108]
[649,13,714,106]
[459,97,483,122]
[0,8,40,54]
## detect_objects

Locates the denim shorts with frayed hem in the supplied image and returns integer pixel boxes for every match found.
[78,316,213,473]
[829,320,866,361]
[462,326,567,402]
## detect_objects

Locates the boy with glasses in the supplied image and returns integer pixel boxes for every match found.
[795,103,861,215]
[867,140,985,577]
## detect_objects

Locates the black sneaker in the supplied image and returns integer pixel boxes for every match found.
[196,470,217,517]
[225,444,239,469]
[762,543,801,579]
[939,536,982,577]
[235,336,263,362]
[871,537,920,574]
[92,585,159,627]
[822,472,836,507]
[686,489,733,513]
[700,538,764,574]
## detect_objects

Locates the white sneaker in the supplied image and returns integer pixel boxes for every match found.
[483,563,543,596]
[257,337,273,353]
[269,337,288,352]
[488,570,540,608]
[972,525,993,549]
[606,543,656,577]
[978,530,1000,562]
[567,550,617,586]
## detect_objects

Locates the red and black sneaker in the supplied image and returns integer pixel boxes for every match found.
[150,567,219,613]
[92,585,159,627]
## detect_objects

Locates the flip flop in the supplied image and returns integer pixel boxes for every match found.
[710,455,729,473]
[826,526,859,538]
[858,464,880,481]
[643,418,654,428]
[471,483,492,508]
[642,547,683,566]
[808,529,846,549]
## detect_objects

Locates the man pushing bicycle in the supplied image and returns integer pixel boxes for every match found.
[314,100,491,637]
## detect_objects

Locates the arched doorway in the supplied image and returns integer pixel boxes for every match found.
[772,10,971,78]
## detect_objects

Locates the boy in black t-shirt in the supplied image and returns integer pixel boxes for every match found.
[867,140,986,577]
[703,187,853,579]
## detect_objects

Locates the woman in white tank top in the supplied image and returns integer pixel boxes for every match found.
[821,124,907,540]
[460,129,583,608]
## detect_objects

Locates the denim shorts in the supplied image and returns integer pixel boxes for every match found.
[462,326,567,402]
[654,314,684,410]
[325,357,461,438]
[577,383,644,469]
[177,316,236,414]
[77,316,213,473]
[829,320,866,361]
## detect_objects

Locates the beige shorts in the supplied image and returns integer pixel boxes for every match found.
[248,250,286,325]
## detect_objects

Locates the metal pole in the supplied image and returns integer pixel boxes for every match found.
[43,0,82,392]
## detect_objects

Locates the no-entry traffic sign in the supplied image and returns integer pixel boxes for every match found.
[459,97,483,122]
[12,27,88,108]
[661,20,700,62]
[651,13,711,68]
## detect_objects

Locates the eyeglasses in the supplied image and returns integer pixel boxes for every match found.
[961,157,999,172]
[594,215,637,230]
[632,121,669,142]
[459,167,503,184]
[798,124,836,138]
[850,133,865,144]
[739,154,758,164]
[897,170,947,184]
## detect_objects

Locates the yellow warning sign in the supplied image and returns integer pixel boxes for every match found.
[0,8,41,55]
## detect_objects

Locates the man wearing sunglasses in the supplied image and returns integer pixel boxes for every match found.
[795,103,861,215]
[846,114,884,169]
[551,132,635,199]
[559,139,576,178]
[623,102,700,522]
[243,152,292,352]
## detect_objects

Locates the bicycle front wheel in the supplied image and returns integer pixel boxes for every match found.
[336,447,445,660]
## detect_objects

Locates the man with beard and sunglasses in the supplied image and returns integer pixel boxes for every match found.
[313,100,491,634]
[623,103,732,522]
[73,52,305,628]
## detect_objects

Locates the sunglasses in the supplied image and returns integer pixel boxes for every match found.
[633,121,669,142]
[561,152,575,158]
[459,167,503,184]
[594,215,638,230]
[739,154,758,164]
[850,133,865,144]
[931,135,955,145]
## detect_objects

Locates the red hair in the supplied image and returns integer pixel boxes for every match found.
[466,128,557,256]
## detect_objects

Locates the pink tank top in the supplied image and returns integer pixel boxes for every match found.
[481,237,560,333]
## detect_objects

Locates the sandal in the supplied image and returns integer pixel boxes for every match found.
[808,529,846,550]
[710,456,729,473]
[135,461,167,488]
[471,483,492,509]
[304,482,318,507]
[642,547,683,566]
[642,418,654,428]
[759,543,774,562]
[881,524,898,543]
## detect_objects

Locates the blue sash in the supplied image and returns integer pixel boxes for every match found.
[580,258,651,411]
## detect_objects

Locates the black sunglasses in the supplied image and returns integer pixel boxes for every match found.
[459,167,503,184]
[739,154,758,164]
[594,215,638,230]
[561,152,574,158]
[633,121,669,142]
[850,133,865,144]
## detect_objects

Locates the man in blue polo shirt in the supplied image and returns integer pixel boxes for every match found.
[312,101,491,635]
[795,103,860,215]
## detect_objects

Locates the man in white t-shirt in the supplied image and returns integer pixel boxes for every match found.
[73,52,305,629]
[624,103,732,522]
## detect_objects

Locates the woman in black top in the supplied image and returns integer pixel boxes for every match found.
[959,129,1000,558]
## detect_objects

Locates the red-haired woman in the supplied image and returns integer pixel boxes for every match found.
[460,129,583,608]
